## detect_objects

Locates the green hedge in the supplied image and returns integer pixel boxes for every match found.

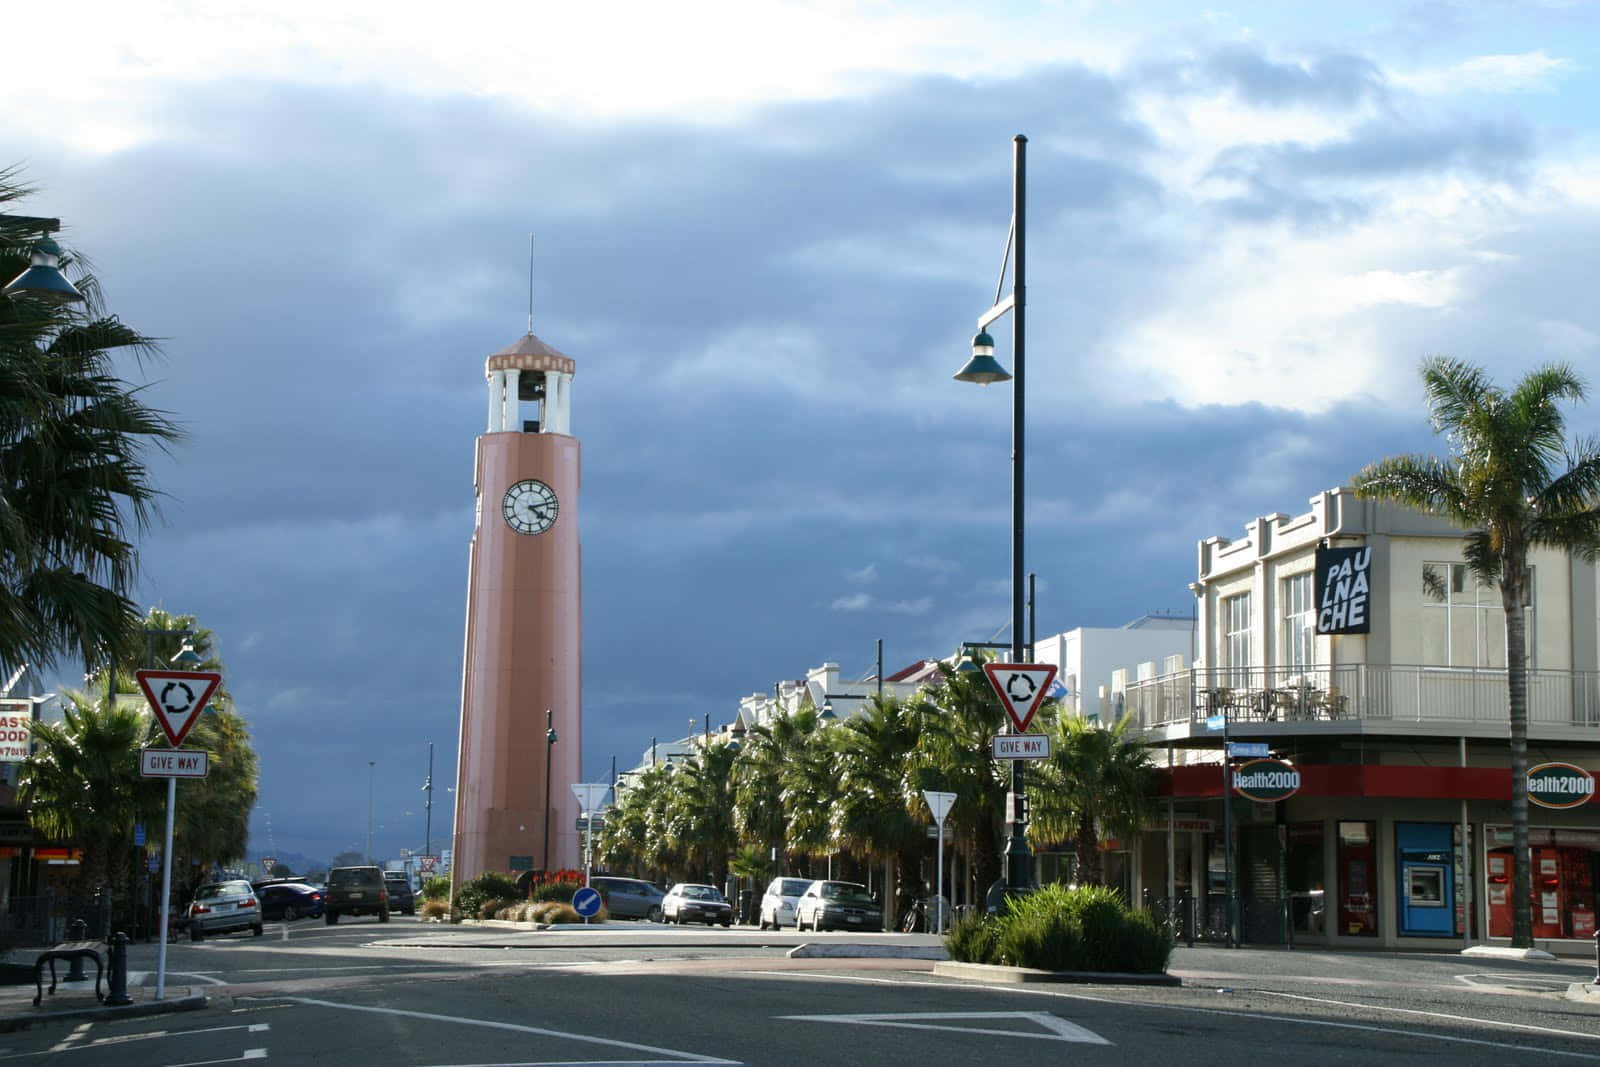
[944,884,1171,974]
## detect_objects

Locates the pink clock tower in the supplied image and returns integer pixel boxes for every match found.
[452,330,581,885]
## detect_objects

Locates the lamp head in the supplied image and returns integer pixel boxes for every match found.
[3,237,85,303]
[170,641,203,668]
[953,330,1011,385]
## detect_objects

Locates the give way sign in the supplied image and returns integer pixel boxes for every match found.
[136,669,222,747]
[982,662,1058,733]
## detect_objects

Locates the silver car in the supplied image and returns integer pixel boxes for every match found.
[794,879,883,932]
[188,879,264,940]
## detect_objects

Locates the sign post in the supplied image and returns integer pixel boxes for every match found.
[922,790,955,933]
[136,668,221,1001]
[570,782,611,922]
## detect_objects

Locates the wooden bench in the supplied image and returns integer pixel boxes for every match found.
[32,939,105,1007]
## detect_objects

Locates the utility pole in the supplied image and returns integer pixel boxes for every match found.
[367,761,375,865]
[422,741,434,859]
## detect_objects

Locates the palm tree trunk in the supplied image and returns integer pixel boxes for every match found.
[1504,556,1533,948]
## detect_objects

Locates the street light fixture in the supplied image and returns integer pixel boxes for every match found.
[953,133,1033,894]
[1,215,84,303]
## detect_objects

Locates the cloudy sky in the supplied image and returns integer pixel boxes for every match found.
[9,0,1600,867]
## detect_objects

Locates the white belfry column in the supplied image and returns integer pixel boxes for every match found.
[503,368,521,431]
[487,370,505,432]
[547,372,572,434]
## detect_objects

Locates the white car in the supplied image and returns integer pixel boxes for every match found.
[758,877,812,930]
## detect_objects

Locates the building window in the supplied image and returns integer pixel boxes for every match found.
[1420,563,1534,668]
[1282,572,1315,670]
[1223,592,1251,686]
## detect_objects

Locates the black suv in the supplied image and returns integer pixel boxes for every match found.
[383,871,416,915]
[324,865,390,924]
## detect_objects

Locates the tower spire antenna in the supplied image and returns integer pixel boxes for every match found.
[527,233,535,336]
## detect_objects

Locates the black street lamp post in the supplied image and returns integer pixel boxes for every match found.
[543,709,558,872]
[954,133,1031,893]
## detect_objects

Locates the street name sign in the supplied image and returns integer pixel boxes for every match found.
[1205,715,1226,732]
[1227,742,1270,758]
[981,662,1058,733]
[135,669,222,747]
[139,748,210,778]
[992,735,1051,760]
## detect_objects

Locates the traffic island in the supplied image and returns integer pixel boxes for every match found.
[933,960,1180,986]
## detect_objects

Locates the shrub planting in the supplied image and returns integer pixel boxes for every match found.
[420,898,449,921]
[944,883,1171,974]
[422,876,451,902]
[451,871,522,923]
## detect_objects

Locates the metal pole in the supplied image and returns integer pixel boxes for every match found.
[155,775,176,1000]
[367,761,375,864]
[877,639,884,702]
[936,820,946,933]
[1003,132,1032,893]
[543,709,554,872]
[1028,573,1036,662]
[1222,714,1234,948]
[424,741,434,860]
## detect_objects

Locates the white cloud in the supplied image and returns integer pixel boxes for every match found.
[1396,51,1575,96]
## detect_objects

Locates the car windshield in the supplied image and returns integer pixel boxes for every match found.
[820,883,873,904]
[679,886,722,900]
[780,879,811,896]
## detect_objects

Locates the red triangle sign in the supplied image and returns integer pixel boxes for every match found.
[982,662,1058,733]
[136,669,222,747]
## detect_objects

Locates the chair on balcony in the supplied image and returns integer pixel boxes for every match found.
[1314,687,1347,720]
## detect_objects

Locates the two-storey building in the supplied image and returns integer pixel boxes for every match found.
[1125,487,1600,951]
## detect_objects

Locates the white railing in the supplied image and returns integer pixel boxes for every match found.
[1123,664,1600,732]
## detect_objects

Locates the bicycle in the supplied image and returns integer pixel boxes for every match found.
[898,895,950,933]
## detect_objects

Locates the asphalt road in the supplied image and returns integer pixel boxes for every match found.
[4,917,1599,1064]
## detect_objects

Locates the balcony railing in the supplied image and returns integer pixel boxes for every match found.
[1123,664,1600,732]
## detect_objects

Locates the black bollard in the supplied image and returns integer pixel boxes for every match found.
[65,919,89,982]
[106,932,132,1006]
[1593,928,1599,986]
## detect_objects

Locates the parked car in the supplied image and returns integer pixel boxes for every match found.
[257,882,324,921]
[383,871,416,915]
[662,883,732,926]
[794,880,883,932]
[758,877,813,930]
[324,865,389,924]
[590,876,666,921]
[187,879,265,940]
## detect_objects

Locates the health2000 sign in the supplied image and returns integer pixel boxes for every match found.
[1231,759,1301,802]
[1527,762,1595,810]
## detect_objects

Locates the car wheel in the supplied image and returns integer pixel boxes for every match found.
[406,907,416,916]
[721,920,731,928]
[758,916,768,931]
[252,923,264,937]
[326,911,339,924]
[283,905,298,922]
[190,925,203,941]
[647,906,662,923]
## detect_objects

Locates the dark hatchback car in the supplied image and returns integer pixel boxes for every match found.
[257,882,325,920]
[383,871,416,916]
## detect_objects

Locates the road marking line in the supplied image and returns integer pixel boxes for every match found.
[273,997,740,1064]
[745,968,1600,1060]
[780,1010,1109,1045]
[1253,989,1600,1044]
[47,1022,92,1052]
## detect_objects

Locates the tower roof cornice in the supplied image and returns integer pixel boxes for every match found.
[486,332,575,377]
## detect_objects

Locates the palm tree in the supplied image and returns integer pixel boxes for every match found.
[664,740,739,885]
[733,705,822,876]
[909,662,1011,904]
[1029,711,1158,887]
[19,694,167,902]
[1,170,185,677]
[831,694,923,921]
[1350,357,1600,948]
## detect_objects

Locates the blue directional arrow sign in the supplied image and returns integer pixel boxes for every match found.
[1205,715,1226,732]
[572,886,603,918]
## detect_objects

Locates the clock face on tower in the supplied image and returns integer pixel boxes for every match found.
[502,479,559,535]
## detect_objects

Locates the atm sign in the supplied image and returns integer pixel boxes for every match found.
[1527,762,1595,810]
